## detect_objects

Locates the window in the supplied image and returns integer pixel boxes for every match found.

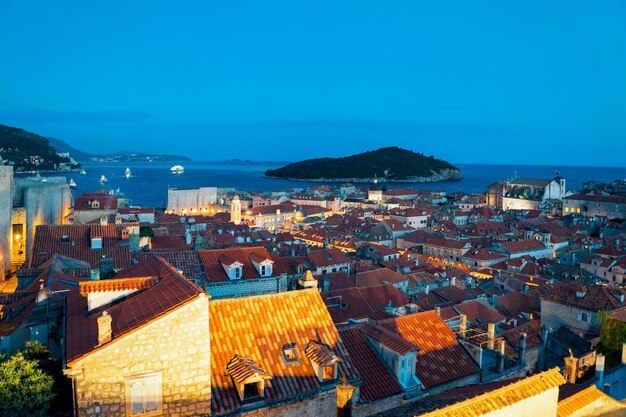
[234,267,242,279]
[323,365,336,380]
[126,373,162,416]
[579,312,589,322]
[261,265,266,275]
[281,343,299,364]
[243,382,261,399]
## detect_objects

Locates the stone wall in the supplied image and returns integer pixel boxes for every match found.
[239,389,336,417]
[353,393,418,417]
[22,181,72,264]
[206,275,289,299]
[541,299,598,337]
[66,295,211,417]
[0,166,13,278]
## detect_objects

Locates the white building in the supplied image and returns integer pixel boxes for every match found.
[167,187,218,213]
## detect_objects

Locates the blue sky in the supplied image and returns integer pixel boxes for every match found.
[1,1,625,165]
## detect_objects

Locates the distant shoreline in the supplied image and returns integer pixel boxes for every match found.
[263,175,464,184]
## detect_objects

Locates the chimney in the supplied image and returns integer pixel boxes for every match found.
[36,279,48,304]
[596,354,606,389]
[434,306,441,316]
[487,323,496,350]
[97,311,112,346]
[99,257,114,279]
[298,270,317,289]
[424,284,430,295]
[497,339,506,373]
[519,332,527,366]
[459,314,467,338]
[450,276,456,287]
[541,325,549,346]
[564,353,577,383]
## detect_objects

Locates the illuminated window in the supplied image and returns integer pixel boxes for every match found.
[281,342,299,364]
[323,365,336,380]
[126,373,162,416]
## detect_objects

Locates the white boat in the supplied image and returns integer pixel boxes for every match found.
[125,167,132,179]
[80,169,87,175]
[69,179,77,189]
[170,165,184,174]
[99,175,108,184]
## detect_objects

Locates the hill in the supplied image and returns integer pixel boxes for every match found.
[48,137,191,162]
[0,124,80,172]
[265,146,461,183]
[47,137,92,161]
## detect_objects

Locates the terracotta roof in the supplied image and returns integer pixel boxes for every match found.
[66,256,205,363]
[454,301,506,325]
[355,268,407,287]
[198,247,274,283]
[323,284,408,324]
[31,223,136,270]
[209,289,358,415]
[307,248,351,269]
[497,291,540,319]
[495,239,547,253]
[417,368,565,417]
[542,282,626,312]
[431,286,472,304]
[129,250,205,280]
[557,385,626,417]
[377,311,480,388]
[79,277,157,295]
[361,324,419,355]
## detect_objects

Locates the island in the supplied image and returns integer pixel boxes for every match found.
[265,146,462,183]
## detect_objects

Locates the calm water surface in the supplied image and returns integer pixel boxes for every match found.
[20,161,626,208]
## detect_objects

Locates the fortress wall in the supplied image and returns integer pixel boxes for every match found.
[0,166,13,278]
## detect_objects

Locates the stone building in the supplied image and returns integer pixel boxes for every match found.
[197,246,288,299]
[0,167,71,277]
[12,176,72,266]
[541,282,626,338]
[0,164,12,278]
[486,175,568,211]
[63,257,359,417]
[63,257,212,417]
[167,186,218,213]
[563,193,626,219]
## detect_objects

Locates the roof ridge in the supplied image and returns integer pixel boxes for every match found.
[420,368,565,417]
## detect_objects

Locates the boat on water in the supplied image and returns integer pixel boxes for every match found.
[99,175,108,184]
[170,165,184,174]
[125,167,132,179]
[69,179,77,189]
[80,169,87,175]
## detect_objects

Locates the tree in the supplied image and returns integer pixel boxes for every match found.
[0,344,55,417]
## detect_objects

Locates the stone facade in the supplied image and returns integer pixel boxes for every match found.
[205,275,289,299]
[540,298,598,336]
[167,187,218,213]
[13,177,72,265]
[0,166,13,278]
[237,389,336,417]
[65,295,211,417]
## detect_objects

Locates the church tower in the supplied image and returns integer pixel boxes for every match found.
[230,195,242,225]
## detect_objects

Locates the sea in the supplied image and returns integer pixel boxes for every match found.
[17,161,626,208]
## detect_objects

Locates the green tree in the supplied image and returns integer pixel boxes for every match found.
[599,311,626,352]
[0,347,55,417]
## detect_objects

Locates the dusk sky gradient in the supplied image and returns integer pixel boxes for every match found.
[1,1,625,165]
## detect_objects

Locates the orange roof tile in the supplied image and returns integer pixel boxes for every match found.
[209,289,358,415]
[419,368,565,417]
[79,277,157,295]
[377,311,480,388]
